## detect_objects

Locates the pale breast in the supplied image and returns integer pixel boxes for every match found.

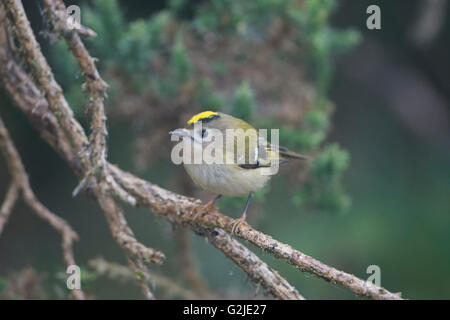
[184,163,271,196]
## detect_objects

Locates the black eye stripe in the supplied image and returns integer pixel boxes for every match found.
[201,129,207,137]
[199,114,220,123]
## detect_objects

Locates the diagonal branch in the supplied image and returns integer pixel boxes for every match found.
[88,257,200,299]
[3,0,89,160]
[199,228,305,300]
[94,188,165,266]
[0,182,19,236]
[109,165,402,300]
[0,116,85,300]
[1,0,163,299]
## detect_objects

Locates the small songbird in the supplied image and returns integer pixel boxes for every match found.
[170,111,309,234]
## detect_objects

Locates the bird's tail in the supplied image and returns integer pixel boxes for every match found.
[279,148,310,161]
[267,145,310,163]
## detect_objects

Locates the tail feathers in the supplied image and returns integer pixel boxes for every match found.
[279,149,310,161]
[269,145,310,161]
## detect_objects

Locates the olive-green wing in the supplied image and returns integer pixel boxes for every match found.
[238,142,309,170]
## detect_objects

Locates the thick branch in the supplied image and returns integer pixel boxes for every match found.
[109,165,402,300]
[3,0,89,160]
[95,188,165,266]
[199,228,305,300]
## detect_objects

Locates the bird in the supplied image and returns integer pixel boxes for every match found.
[169,111,309,234]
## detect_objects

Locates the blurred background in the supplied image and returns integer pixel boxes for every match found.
[0,0,449,299]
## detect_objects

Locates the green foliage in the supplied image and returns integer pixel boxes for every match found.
[49,41,79,88]
[116,12,170,75]
[169,0,188,14]
[231,82,257,122]
[170,34,192,84]
[191,0,361,90]
[48,41,84,115]
[79,267,97,290]
[84,2,170,71]
[294,144,351,213]
[305,109,329,131]
[280,127,326,152]
[118,20,154,74]
[147,12,170,48]
[0,276,7,292]
[196,78,225,110]
[193,0,286,36]
[286,0,361,94]
[83,0,124,61]
[312,143,350,183]
[145,31,193,96]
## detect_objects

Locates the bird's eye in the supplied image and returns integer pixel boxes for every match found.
[201,129,207,138]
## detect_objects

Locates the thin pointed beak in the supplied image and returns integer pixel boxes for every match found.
[169,128,192,138]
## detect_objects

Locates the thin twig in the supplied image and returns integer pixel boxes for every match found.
[0,115,85,300]
[0,182,19,236]
[89,257,199,299]
[174,228,212,298]
[95,187,165,266]
[126,257,155,300]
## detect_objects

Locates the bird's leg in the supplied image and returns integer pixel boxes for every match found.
[203,194,222,211]
[231,192,253,236]
[192,194,222,220]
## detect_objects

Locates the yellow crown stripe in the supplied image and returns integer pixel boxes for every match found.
[187,111,219,125]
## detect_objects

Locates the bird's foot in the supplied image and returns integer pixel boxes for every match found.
[231,215,247,236]
[191,199,217,221]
